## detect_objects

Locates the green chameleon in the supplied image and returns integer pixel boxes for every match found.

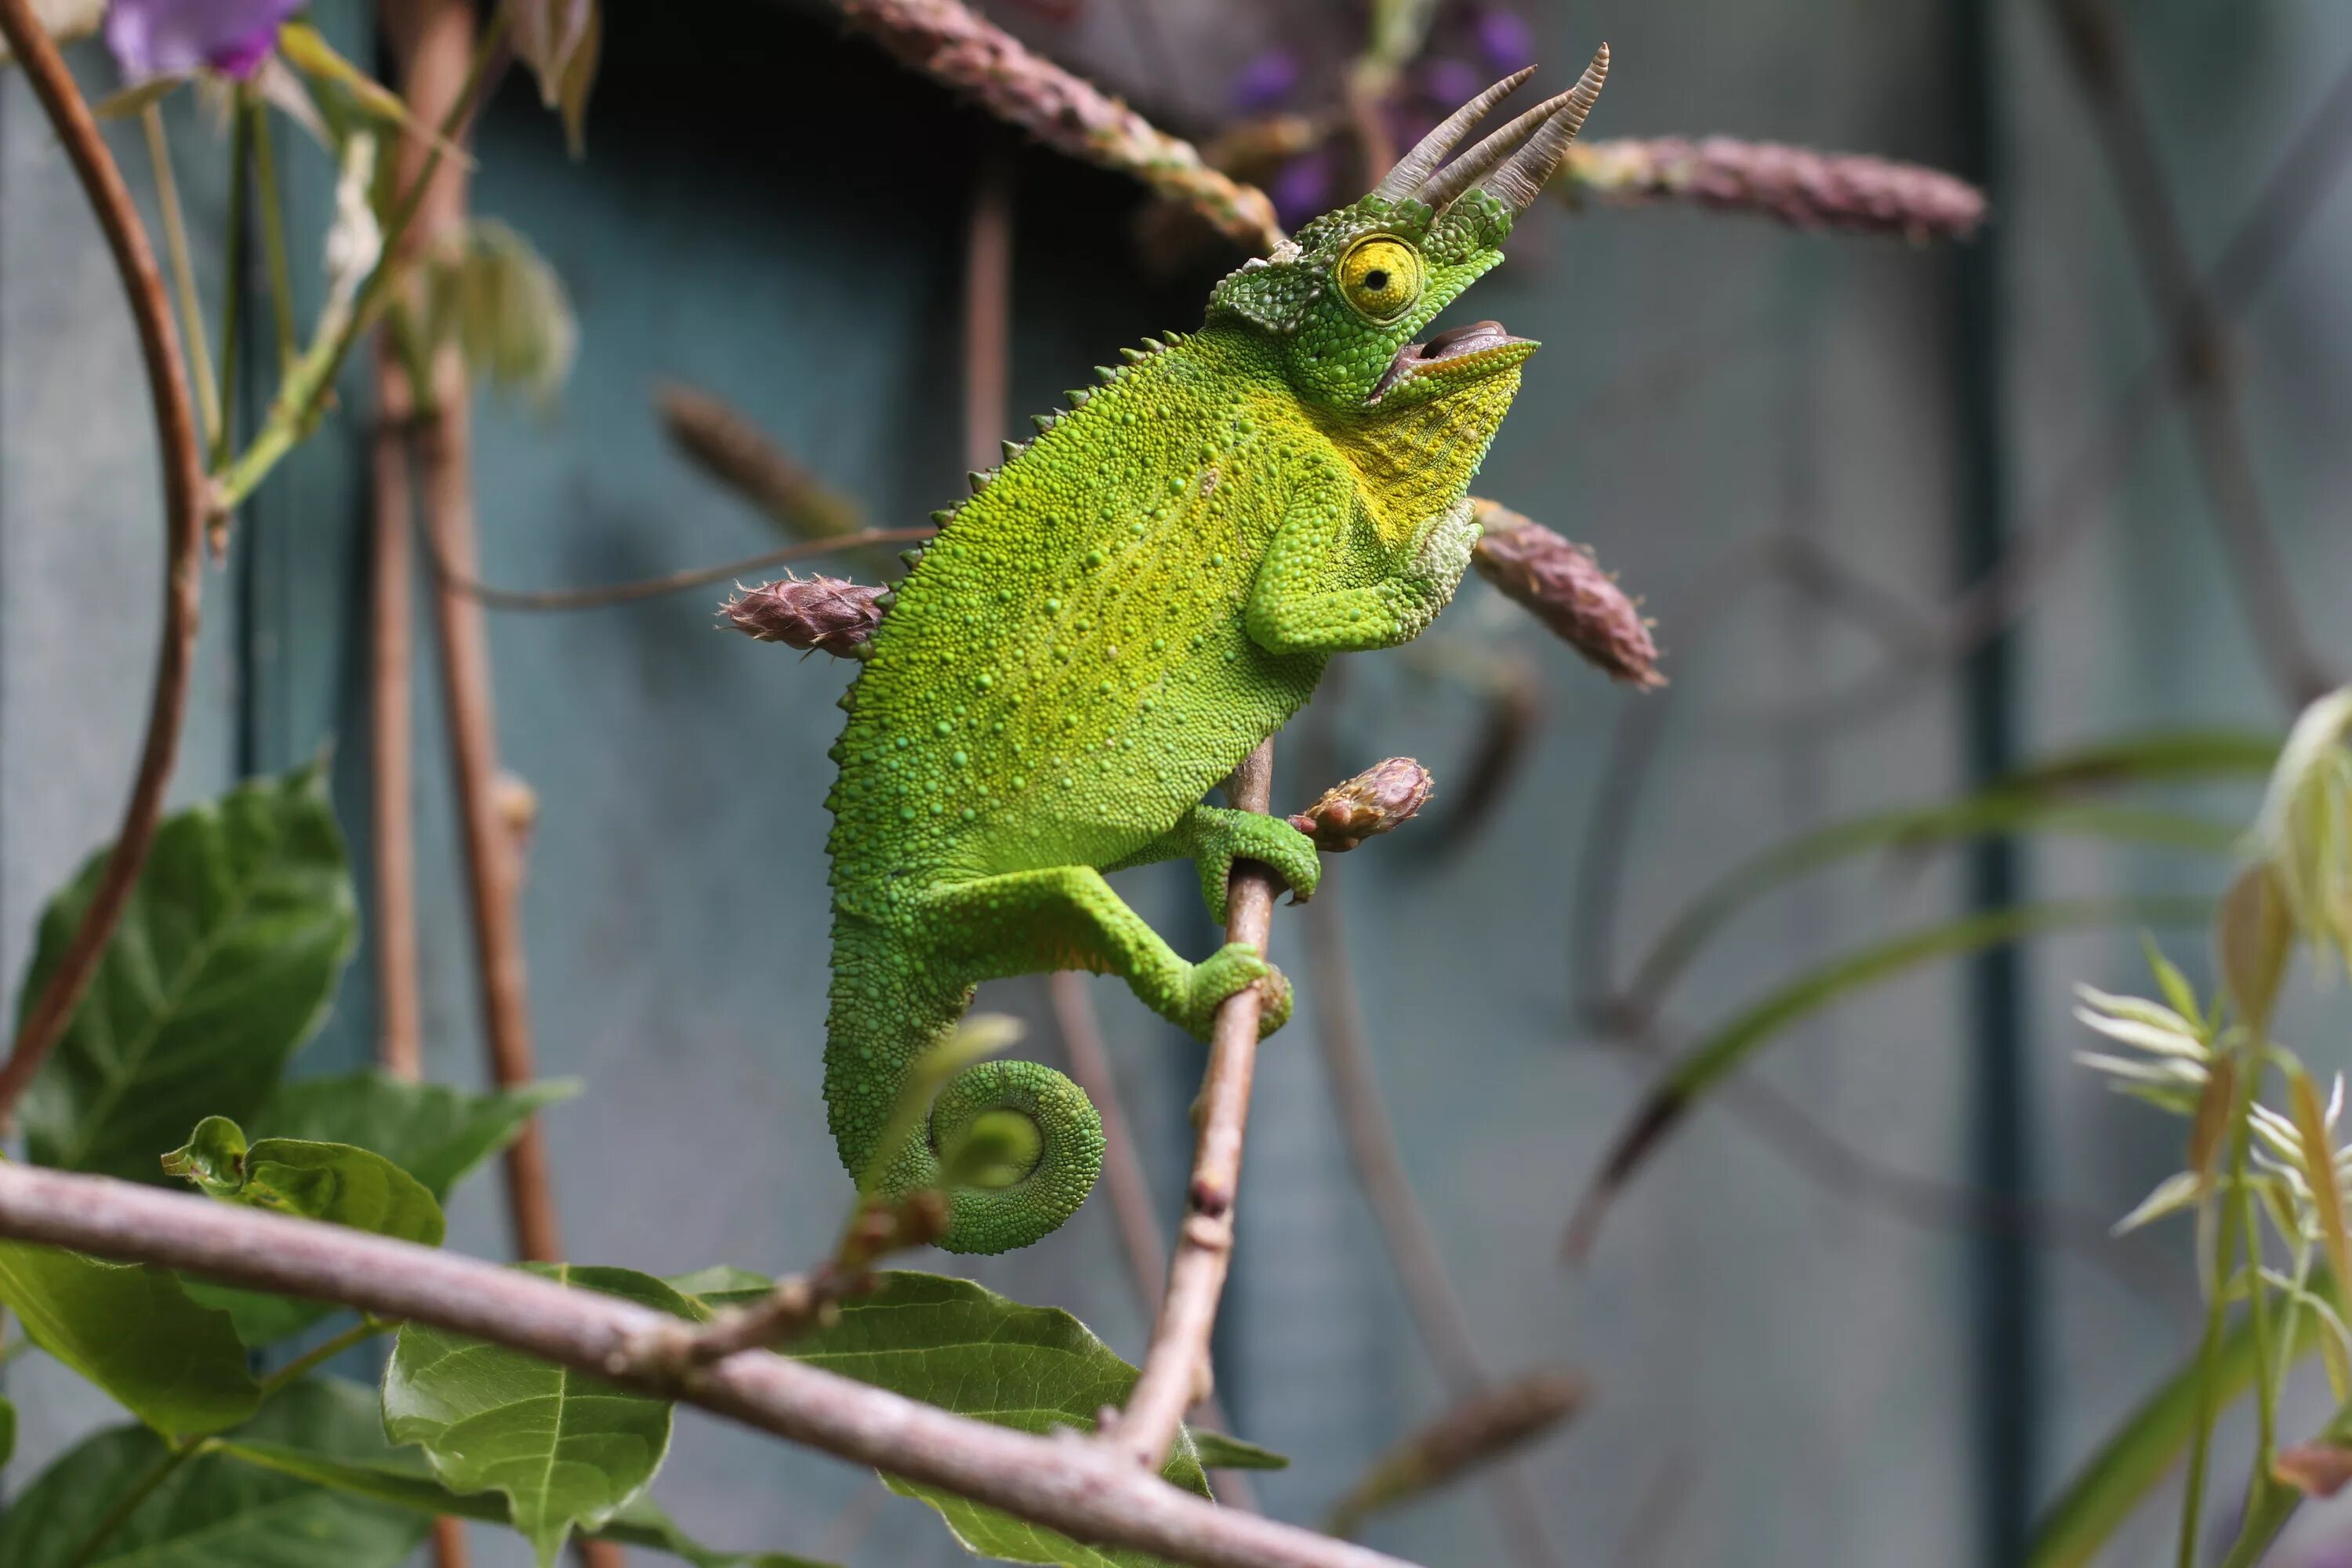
[822,51,1610,1253]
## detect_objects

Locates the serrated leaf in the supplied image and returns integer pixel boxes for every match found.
[0,1232,259,1436]
[1191,1430,1289,1470]
[18,764,357,1181]
[790,1272,1208,1568]
[260,1072,577,1199]
[165,1116,446,1345]
[2111,1171,2203,1234]
[384,1264,696,1565]
[0,1381,425,1567]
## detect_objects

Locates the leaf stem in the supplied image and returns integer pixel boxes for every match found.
[249,92,299,376]
[259,1316,394,1398]
[210,7,510,517]
[2178,1046,2263,1568]
[64,1435,212,1568]
[138,103,220,449]
[214,94,252,472]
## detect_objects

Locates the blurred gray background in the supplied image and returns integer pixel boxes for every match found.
[7,1,2352,1564]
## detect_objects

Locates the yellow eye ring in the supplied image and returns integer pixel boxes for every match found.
[1337,237,1423,321]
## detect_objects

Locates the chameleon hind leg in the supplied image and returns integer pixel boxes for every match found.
[1104,804,1323,927]
[920,865,1290,1040]
[836,866,1289,1255]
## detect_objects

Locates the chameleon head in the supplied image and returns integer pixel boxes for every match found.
[1207,47,1610,418]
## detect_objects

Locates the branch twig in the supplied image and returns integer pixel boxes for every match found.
[0,0,206,1122]
[837,0,1283,252]
[0,1163,1421,1568]
[1107,742,1280,1470]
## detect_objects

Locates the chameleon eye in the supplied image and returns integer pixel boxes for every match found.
[1337,237,1423,321]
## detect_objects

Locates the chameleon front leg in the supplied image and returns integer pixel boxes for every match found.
[1245,483,1483,656]
[920,865,1291,1040]
[1103,804,1323,927]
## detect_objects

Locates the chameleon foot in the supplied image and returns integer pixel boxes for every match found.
[1179,942,1292,1040]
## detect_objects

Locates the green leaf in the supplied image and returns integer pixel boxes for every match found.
[662,1264,774,1307]
[789,1272,1210,1568]
[18,764,357,1181]
[223,1380,837,1566]
[260,1072,577,1199]
[1571,897,2214,1256]
[1190,1430,1289,1470]
[0,1392,15,1468]
[384,1264,697,1565]
[163,1115,446,1344]
[1627,793,2234,1010]
[2029,1278,2335,1567]
[1996,728,2283,793]
[163,1120,445,1245]
[0,1234,260,1436]
[0,1381,426,1568]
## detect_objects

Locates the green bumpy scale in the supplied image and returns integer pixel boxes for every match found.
[820,65,1604,1252]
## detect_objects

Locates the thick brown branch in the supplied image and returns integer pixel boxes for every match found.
[0,0,206,1120]
[0,1164,1417,1568]
[1107,742,1279,1470]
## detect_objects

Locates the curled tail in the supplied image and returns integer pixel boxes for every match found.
[824,924,1105,1255]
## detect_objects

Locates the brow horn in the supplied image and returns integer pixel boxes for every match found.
[1369,66,1537,204]
[1413,84,1583,212]
[1473,43,1610,215]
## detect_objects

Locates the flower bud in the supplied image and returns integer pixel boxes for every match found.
[719,575,886,658]
[1470,501,1664,688]
[1289,757,1434,852]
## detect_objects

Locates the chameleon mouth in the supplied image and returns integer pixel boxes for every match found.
[1367,318,1535,405]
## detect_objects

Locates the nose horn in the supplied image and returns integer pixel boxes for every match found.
[1369,67,1536,204]
[1472,44,1610,216]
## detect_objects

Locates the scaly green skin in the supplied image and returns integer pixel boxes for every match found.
[823,184,1537,1254]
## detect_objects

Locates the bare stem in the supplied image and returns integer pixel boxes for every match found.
[0,1163,1421,1568]
[250,94,300,376]
[1044,973,1261,1513]
[1107,742,1279,1471]
[423,523,940,612]
[138,103,220,448]
[0,0,207,1123]
[371,359,426,1080]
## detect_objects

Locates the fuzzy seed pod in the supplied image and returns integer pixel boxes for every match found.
[719,575,887,658]
[1470,500,1665,688]
[1289,757,1435,852]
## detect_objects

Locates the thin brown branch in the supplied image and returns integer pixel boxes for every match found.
[964,147,1015,473]
[836,0,1283,252]
[372,360,426,1081]
[1107,742,1279,1471]
[1043,974,1261,1513]
[2039,0,2336,707]
[0,0,206,1122]
[0,1163,1417,1568]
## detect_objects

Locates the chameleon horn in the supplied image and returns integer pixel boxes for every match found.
[1369,65,1536,203]
[1414,85,1584,212]
[1470,42,1610,216]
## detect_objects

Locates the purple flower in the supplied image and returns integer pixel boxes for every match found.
[1230,48,1299,111]
[1472,8,1537,74]
[1269,147,1334,228]
[1418,56,1483,113]
[104,0,303,81]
